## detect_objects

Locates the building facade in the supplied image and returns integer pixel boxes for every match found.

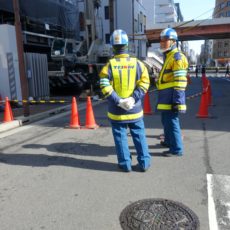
[143,0,179,56]
[212,0,230,66]
[143,0,190,59]
[200,40,214,65]
[93,0,147,58]
[154,0,178,24]
[101,0,147,58]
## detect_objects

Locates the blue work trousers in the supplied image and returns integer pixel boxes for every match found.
[161,111,183,154]
[111,119,151,171]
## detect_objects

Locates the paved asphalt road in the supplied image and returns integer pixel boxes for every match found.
[0,75,230,230]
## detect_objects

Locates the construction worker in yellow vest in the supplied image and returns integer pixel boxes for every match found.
[156,27,188,157]
[99,29,151,172]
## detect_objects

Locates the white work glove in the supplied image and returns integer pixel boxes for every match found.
[118,99,129,111]
[124,97,135,110]
[118,97,135,111]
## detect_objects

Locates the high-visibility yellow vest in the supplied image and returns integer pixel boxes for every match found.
[109,57,137,98]
[156,48,188,112]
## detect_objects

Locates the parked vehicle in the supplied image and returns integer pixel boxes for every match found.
[48,37,111,94]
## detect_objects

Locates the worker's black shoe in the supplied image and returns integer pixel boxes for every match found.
[162,151,183,157]
[118,165,132,172]
[132,164,150,172]
[139,166,149,172]
[160,141,169,148]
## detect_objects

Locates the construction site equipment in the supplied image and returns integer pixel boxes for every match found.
[0,0,159,98]
[0,0,109,96]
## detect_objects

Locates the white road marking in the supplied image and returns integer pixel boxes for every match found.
[207,174,219,230]
[207,174,230,230]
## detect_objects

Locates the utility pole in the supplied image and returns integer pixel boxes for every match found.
[13,0,30,116]
[84,0,97,49]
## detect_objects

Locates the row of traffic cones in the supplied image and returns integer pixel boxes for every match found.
[69,92,155,130]
[1,95,99,129]
[69,93,154,130]
[196,74,213,118]
[68,96,99,129]
[2,92,153,126]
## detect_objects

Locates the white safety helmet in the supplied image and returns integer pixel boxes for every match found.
[160,28,178,41]
[110,29,129,46]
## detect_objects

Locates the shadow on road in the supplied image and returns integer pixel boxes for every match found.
[0,141,167,170]
[0,152,119,172]
[23,142,116,157]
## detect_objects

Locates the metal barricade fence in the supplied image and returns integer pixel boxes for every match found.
[24,53,50,100]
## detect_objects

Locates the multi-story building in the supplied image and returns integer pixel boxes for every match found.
[144,0,178,56]
[200,40,214,65]
[90,0,147,59]
[154,0,178,23]
[212,0,230,66]
[143,0,189,58]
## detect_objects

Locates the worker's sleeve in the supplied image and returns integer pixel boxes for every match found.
[172,53,188,104]
[99,62,121,105]
[132,61,150,102]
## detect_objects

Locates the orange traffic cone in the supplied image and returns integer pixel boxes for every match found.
[207,83,213,106]
[85,96,98,129]
[196,91,209,118]
[143,92,153,115]
[3,97,14,122]
[69,97,81,128]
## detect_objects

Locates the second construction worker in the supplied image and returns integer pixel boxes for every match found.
[156,28,188,157]
[99,29,151,172]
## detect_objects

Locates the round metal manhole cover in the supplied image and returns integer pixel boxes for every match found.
[120,199,200,230]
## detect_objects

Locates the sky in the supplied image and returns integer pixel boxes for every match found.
[175,0,216,55]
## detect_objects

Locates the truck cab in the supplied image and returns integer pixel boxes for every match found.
[51,38,83,63]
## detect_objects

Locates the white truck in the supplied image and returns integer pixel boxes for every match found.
[48,38,111,94]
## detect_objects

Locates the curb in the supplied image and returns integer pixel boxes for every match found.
[0,98,105,134]
[0,120,23,133]
[0,104,71,133]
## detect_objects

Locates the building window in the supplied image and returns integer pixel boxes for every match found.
[224,42,229,47]
[140,23,143,32]
[220,2,226,8]
[219,12,225,17]
[104,6,109,20]
[79,12,85,31]
[143,15,146,27]
[218,42,222,48]
[228,1,230,7]
[105,33,110,44]
[227,11,230,17]
[134,19,138,33]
